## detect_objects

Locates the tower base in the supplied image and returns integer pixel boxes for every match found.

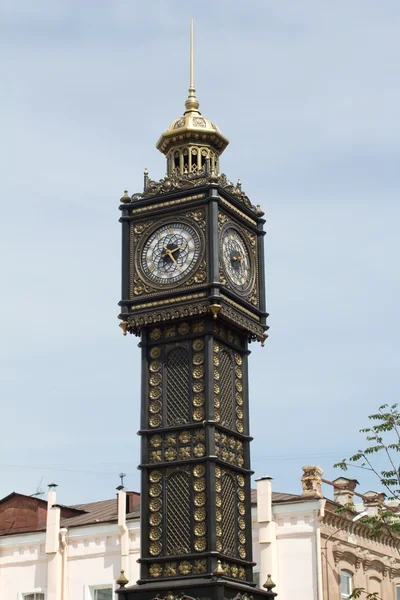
[116,576,277,600]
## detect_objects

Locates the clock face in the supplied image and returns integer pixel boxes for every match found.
[222,228,252,292]
[141,222,201,285]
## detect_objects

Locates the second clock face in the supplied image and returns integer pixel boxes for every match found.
[141,222,201,285]
[222,227,252,292]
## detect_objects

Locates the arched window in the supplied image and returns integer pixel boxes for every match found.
[341,570,353,599]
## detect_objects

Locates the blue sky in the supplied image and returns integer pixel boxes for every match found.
[1,1,399,505]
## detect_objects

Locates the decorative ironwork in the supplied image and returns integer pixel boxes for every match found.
[128,172,258,214]
[221,470,236,557]
[219,350,234,428]
[166,468,191,555]
[166,345,190,425]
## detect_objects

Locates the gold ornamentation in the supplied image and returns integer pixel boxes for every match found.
[238,547,246,559]
[194,538,207,552]
[149,373,162,386]
[164,325,176,337]
[192,320,205,333]
[150,347,161,358]
[150,435,162,448]
[149,484,162,497]
[236,421,244,433]
[193,429,205,441]
[177,322,190,335]
[149,387,161,400]
[149,498,162,512]
[235,367,243,379]
[150,329,162,341]
[238,517,246,530]
[149,542,162,556]
[214,398,220,408]
[193,478,206,492]
[216,495,222,507]
[164,563,177,577]
[238,475,245,487]
[194,507,206,521]
[236,407,243,419]
[130,193,206,214]
[149,563,163,578]
[235,380,243,392]
[216,540,222,552]
[194,523,206,536]
[149,470,162,483]
[179,561,192,575]
[149,527,162,541]
[179,446,191,460]
[164,447,177,461]
[193,407,204,421]
[219,196,257,225]
[131,293,207,310]
[193,443,205,457]
[235,354,243,366]
[149,414,162,428]
[150,450,162,463]
[238,503,246,515]
[178,431,191,444]
[213,355,219,366]
[192,339,204,351]
[193,381,204,392]
[214,410,220,422]
[193,366,204,379]
[193,393,205,407]
[216,508,222,522]
[236,393,243,406]
[149,512,162,526]
[194,493,206,507]
[239,532,246,544]
[149,360,161,372]
[192,352,204,365]
[214,382,220,394]
[193,464,205,477]
[214,369,220,380]
[166,433,177,446]
[215,465,221,478]
[149,400,162,414]
[193,559,207,574]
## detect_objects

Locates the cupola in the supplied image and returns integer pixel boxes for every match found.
[156,21,229,178]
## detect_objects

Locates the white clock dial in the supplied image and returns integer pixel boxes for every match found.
[141,222,201,285]
[222,228,252,291]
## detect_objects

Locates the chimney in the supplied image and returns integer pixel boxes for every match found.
[301,466,323,498]
[363,491,386,517]
[126,491,140,514]
[45,483,60,554]
[332,477,359,506]
[256,477,273,523]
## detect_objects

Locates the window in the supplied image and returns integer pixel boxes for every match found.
[341,570,353,598]
[94,589,112,600]
[24,595,45,600]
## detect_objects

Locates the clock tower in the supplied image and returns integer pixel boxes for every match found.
[117,22,275,600]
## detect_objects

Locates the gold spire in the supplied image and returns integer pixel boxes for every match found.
[185,19,200,113]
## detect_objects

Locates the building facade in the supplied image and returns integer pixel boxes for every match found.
[2,467,400,600]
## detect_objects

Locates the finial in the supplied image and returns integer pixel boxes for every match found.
[121,190,130,204]
[116,569,129,588]
[212,560,225,577]
[185,19,200,113]
[263,574,277,597]
[143,168,149,192]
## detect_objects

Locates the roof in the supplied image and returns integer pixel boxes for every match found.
[61,498,139,528]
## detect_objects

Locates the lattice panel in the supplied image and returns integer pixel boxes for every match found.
[166,345,190,426]
[166,468,191,555]
[221,470,236,557]
[219,350,234,428]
